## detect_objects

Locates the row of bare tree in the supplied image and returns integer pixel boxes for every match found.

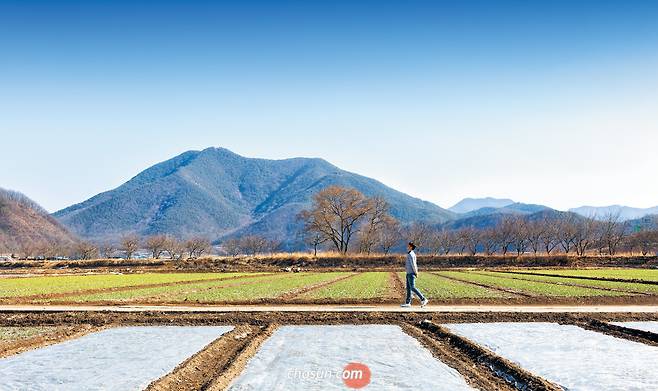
[298,186,658,256]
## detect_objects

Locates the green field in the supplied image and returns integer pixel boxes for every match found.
[169,272,348,302]
[435,271,629,297]
[1,268,656,305]
[0,326,61,341]
[301,272,389,300]
[403,273,512,299]
[521,268,658,282]
[486,271,658,295]
[61,273,289,303]
[0,273,248,298]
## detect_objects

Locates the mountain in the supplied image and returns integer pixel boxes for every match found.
[0,188,77,252]
[569,205,658,221]
[54,147,455,248]
[459,202,552,219]
[448,197,514,214]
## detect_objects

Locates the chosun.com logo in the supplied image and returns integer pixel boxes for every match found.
[342,362,371,389]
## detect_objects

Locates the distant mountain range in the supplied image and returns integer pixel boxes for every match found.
[569,205,658,221]
[448,197,514,214]
[0,189,76,252]
[54,147,454,249]
[31,148,655,251]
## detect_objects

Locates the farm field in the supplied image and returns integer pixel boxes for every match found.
[446,322,658,390]
[1,268,658,305]
[516,268,658,282]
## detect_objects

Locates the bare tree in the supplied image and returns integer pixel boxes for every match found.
[539,218,560,255]
[378,218,401,255]
[222,238,242,256]
[299,186,375,254]
[406,222,433,252]
[163,236,185,261]
[357,197,392,255]
[145,235,168,259]
[600,213,627,256]
[627,229,658,256]
[495,216,516,255]
[240,235,269,255]
[526,220,546,255]
[306,233,326,257]
[556,216,578,254]
[121,235,140,260]
[72,242,98,260]
[99,243,116,259]
[481,228,499,255]
[511,217,529,256]
[573,218,597,256]
[459,227,480,255]
[184,237,211,259]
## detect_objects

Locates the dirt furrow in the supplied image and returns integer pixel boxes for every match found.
[400,323,515,390]
[277,273,360,301]
[416,320,561,391]
[146,324,274,390]
[0,324,106,358]
[389,272,406,300]
[473,271,651,296]
[431,272,534,298]
[207,324,278,390]
[569,318,658,347]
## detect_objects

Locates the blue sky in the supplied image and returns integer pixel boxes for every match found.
[1,0,657,212]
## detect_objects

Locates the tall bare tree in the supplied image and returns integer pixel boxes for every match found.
[357,197,393,255]
[378,218,401,255]
[121,235,140,260]
[184,237,211,259]
[299,186,376,254]
[145,235,168,259]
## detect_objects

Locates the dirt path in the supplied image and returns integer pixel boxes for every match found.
[1,304,657,313]
[389,272,406,300]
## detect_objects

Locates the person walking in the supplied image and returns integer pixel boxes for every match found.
[401,242,428,308]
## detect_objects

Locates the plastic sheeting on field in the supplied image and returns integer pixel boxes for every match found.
[228,325,474,391]
[0,326,233,391]
[446,322,658,391]
[611,321,658,334]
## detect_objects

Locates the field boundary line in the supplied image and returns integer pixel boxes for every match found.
[400,322,515,390]
[569,318,658,347]
[0,324,108,359]
[472,271,649,296]
[417,320,561,391]
[146,324,264,390]
[493,270,658,286]
[388,272,406,300]
[431,272,534,298]
[206,323,278,390]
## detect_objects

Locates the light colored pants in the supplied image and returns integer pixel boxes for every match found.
[405,273,426,304]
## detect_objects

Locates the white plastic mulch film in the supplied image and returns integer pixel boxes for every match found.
[611,321,658,334]
[445,322,658,391]
[228,324,474,391]
[0,326,233,391]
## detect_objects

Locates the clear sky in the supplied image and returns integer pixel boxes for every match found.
[1,0,657,212]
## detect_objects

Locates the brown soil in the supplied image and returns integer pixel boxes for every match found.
[572,318,658,347]
[146,324,275,390]
[389,272,406,299]
[1,310,656,328]
[0,324,104,358]
[495,270,658,286]
[417,320,561,391]
[207,324,278,390]
[400,323,515,390]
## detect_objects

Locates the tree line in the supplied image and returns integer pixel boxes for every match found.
[299,186,658,257]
